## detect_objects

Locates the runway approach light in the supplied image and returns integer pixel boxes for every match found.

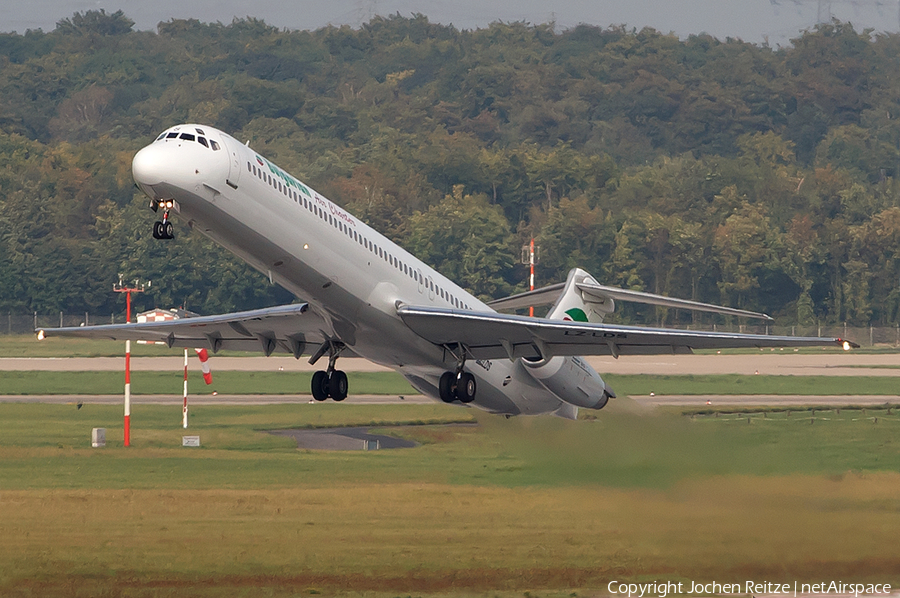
[843,341,851,351]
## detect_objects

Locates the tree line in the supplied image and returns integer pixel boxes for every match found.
[1,10,899,326]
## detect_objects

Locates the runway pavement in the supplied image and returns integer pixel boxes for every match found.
[2,353,898,408]
[1,352,897,375]
[3,393,897,407]
[584,353,900,376]
[0,394,433,405]
[633,394,900,406]
[0,356,392,372]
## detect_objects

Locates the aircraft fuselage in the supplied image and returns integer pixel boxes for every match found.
[132,124,610,417]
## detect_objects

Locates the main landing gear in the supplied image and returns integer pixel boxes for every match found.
[310,341,349,402]
[439,371,476,403]
[438,345,476,404]
[151,199,175,240]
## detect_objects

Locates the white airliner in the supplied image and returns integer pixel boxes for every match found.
[38,124,858,418]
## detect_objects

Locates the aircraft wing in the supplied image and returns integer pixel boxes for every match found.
[397,305,857,360]
[37,303,340,358]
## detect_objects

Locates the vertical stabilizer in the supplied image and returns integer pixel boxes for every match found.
[546,268,614,323]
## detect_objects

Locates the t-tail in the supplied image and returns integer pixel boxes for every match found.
[547,268,615,323]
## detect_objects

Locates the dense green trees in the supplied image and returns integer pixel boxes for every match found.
[2,12,900,325]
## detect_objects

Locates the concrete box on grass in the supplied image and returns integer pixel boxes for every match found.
[91,428,106,448]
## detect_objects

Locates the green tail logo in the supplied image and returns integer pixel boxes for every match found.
[564,308,589,322]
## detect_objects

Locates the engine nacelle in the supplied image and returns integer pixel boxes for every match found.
[523,355,614,410]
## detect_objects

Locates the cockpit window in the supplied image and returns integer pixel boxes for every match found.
[156,133,166,141]
[209,139,221,151]
[195,128,205,135]
[180,133,195,141]
[166,132,178,139]
[198,136,209,148]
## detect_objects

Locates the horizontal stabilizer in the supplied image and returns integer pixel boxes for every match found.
[575,281,774,321]
[487,283,565,312]
[488,269,773,321]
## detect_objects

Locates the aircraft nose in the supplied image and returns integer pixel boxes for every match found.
[132,144,166,187]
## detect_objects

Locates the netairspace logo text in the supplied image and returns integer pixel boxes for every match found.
[607,581,893,598]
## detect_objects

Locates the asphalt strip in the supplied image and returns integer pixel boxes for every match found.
[268,426,420,450]
[0,394,432,405]
[4,393,899,407]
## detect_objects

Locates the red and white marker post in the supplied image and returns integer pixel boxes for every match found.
[113,279,145,447]
[124,339,131,445]
[182,348,189,429]
[529,238,535,317]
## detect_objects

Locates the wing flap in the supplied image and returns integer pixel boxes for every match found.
[37,303,338,356]
[397,305,857,360]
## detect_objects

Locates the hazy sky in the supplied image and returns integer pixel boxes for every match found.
[2,0,899,46]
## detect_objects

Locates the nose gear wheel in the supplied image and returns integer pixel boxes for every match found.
[152,203,174,240]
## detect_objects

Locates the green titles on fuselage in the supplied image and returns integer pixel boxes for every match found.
[258,155,311,197]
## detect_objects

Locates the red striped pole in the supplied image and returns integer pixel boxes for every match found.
[114,278,144,448]
[124,290,132,447]
[124,339,131,447]
[182,348,189,429]
[529,238,535,317]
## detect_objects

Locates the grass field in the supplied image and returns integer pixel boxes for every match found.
[3,334,195,357]
[1,400,899,596]
[3,370,900,396]
[3,333,900,596]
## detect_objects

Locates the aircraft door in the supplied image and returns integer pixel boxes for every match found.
[417,269,424,294]
[219,135,242,189]
[426,275,435,300]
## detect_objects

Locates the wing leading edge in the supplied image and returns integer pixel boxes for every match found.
[397,305,857,360]
[37,303,337,358]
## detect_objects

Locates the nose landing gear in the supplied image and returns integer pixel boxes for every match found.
[152,199,175,240]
